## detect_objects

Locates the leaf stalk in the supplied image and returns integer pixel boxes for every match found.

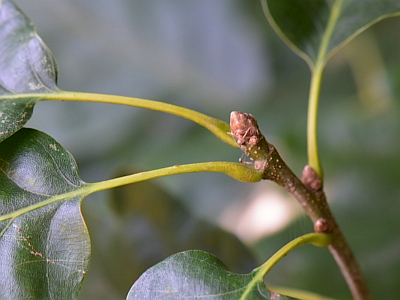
[240,233,331,300]
[0,162,262,223]
[37,91,238,148]
[86,161,263,194]
[307,66,324,179]
[307,0,344,180]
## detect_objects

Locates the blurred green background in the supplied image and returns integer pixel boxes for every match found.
[13,0,400,299]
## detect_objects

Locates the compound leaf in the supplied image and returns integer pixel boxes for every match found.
[0,128,90,299]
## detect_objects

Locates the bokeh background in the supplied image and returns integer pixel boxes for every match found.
[13,0,400,299]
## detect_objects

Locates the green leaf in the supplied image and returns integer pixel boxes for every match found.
[80,174,258,298]
[127,234,332,299]
[0,0,235,148]
[0,0,58,142]
[262,0,400,67]
[0,128,89,299]
[127,250,295,300]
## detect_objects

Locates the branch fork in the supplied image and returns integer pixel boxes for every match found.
[229,111,372,300]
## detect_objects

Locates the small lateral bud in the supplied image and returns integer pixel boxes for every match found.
[301,165,322,191]
[314,218,333,233]
[270,292,282,299]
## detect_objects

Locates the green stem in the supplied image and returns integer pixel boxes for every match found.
[38,90,238,148]
[258,233,332,276]
[307,66,324,178]
[307,0,343,179]
[240,233,332,300]
[0,162,262,223]
[86,161,262,193]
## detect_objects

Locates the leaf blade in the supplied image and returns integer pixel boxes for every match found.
[0,0,59,142]
[0,128,90,299]
[127,250,294,300]
[262,0,400,67]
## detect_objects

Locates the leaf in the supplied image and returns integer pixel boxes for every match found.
[0,128,90,299]
[262,0,400,67]
[0,0,58,142]
[80,173,258,298]
[127,250,295,300]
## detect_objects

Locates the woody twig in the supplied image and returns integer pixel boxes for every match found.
[228,111,372,300]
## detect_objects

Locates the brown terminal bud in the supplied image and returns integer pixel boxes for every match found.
[314,218,333,233]
[229,111,260,146]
